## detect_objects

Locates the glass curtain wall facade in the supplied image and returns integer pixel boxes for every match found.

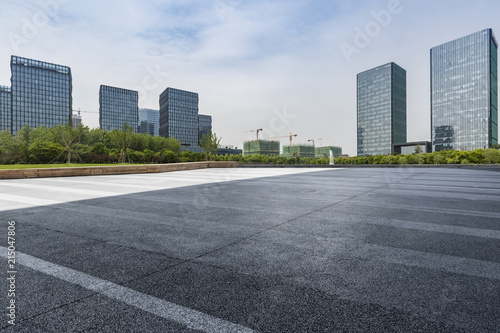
[10,56,72,134]
[431,28,498,151]
[99,85,138,132]
[138,108,159,136]
[0,86,11,132]
[198,114,212,145]
[159,88,199,146]
[357,62,407,156]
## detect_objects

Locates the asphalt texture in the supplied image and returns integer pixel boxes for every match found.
[0,167,499,332]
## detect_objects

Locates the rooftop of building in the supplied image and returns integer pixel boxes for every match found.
[11,55,71,74]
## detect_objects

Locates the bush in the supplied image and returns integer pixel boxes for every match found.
[483,148,500,164]
[28,141,64,164]
[163,151,177,163]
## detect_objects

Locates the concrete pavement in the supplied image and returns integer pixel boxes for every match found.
[1,167,499,332]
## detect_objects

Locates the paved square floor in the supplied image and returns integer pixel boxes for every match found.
[1,167,499,332]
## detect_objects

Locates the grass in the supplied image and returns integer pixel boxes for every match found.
[0,163,142,170]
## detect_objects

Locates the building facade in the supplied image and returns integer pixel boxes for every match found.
[0,86,11,132]
[393,141,432,154]
[138,108,159,136]
[99,85,138,132]
[357,62,407,156]
[198,114,212,145]
[243,140,280,156]
[159,88,199,146]
[282,145,316,158]
[10,56,72,134]
[431,29,498,151]
[71,111,82,128]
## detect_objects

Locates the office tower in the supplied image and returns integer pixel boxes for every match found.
[99,85,138,132]
[10,56,72,134]
[159,87,199,146]
[431,28,498,151]
[198,114,212,145]
[138,108,159,136]
[357,62,407,156]
[72,110,82,128]
[0,86,11,132]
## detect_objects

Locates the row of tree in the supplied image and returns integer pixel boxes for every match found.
[0,124,182,164]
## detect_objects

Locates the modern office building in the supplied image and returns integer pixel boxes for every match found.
[10,56,72,134]
[431,29,498,151]
[357,62,407,156]
[138,108,159,136]
[159,87,199,146]
[198,114,212,145]
[0,85,11,132]
[393,141,432,154]
[99,85,138,132]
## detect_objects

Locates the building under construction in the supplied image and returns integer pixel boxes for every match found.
[243,140,280,156]
[315,146,343,159]
[282,145,316,158]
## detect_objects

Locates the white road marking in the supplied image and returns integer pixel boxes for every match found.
[0,168,331,211]
[0,247,255,333]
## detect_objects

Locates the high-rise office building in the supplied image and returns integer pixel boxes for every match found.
[159,87,199,146]
[357,62,407,156]
[99,85,138,132]
[138,108,159,136]
[0,86,11,132]
[10,56,72,134]
[431,28,498,151]
[72,110,82,128]
[198,114,212,145]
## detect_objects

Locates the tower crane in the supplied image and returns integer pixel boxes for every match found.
[269,133,298,146]
[248,128,263,140]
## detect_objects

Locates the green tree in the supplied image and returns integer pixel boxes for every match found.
[110,123,135,163]
[55,122,88,163]
[200,131,222,161]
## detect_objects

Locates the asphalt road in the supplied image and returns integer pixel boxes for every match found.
[0,167,499,332]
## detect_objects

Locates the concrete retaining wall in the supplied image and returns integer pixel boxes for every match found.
[0,161,237,180]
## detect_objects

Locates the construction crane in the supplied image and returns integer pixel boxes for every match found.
[308,137,330,146]
[269,133,298,146]
[248,128,263,140]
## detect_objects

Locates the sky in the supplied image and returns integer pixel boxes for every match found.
[0,0,499,155]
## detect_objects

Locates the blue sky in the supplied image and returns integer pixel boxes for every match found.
[1,0,499,155]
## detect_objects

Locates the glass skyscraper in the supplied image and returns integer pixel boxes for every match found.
[198,114,212,145]
[159,87,199,146]
[431,28,498,151]
[138,108,159,136]
[99,85,138,132]
[10,56,72,134]
[0,86,11,132]
[357,62,407,156]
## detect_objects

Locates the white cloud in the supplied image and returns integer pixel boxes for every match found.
[0,0,499,154]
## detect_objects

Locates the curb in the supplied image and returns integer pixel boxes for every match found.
[0,161,237,180]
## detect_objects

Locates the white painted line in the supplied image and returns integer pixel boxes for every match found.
[356,244,500,281]
[0,193,60,207]
[366,218,500,240]
[0,247,256,333]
